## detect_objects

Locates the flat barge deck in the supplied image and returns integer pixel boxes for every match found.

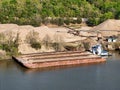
[12,51,106,69]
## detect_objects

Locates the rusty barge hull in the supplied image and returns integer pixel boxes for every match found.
[13,51,106,69]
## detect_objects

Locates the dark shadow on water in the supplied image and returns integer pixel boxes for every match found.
[0,59,28,73]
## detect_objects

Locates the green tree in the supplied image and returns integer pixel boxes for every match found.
[87,18,100,26]
[100,12,114,23]
[0,0,120,26]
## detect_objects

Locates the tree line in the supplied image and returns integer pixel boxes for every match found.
[0,0,120,26]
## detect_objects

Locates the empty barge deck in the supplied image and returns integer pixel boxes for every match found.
[12,51,106,69]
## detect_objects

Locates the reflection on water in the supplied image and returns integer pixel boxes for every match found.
[0,51,120,90]
[107,51,120,61]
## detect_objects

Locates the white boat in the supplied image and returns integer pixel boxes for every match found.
[91,44,111,56]
[100,50,109,56]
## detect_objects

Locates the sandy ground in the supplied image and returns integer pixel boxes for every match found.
[0,19,119,54]
[0,24,89,54]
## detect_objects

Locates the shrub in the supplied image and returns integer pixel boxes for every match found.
[64,18,70,25]
[0,32,20,56]
[31,42,41,50]
[52,42,61,52]
[58,18,64,26]
[64,45,77,51]
[76,18,82,24]
[42,18,50,25]
[52,34,65,51]
[112,42,120,50]
[71,19,77,24]
[26,31,41,50]
[42,34,52,49]
[26,31,39,43]
[83,42,90,51]
[86,18,100,26]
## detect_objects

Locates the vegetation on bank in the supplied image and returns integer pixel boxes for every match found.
[0,32,19,56]
[26,31,41,50]
[0,30,84,58]
[0,30,119,59]
[0,0,120,26]
[108,42,120,50]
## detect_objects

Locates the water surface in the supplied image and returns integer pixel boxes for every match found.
[0,51,120,90]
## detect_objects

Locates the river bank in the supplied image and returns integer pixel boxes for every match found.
[0,20,119,59]
[0,55,11,60]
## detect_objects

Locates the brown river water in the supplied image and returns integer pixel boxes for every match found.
[0,51,120,90]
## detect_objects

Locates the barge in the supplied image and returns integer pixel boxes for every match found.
[12,51,106,69]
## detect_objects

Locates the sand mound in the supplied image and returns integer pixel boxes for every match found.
[0,24,87,54]
[0,24,19,33]
[34,26,55,40]
[91,19,120,30]
[91,19,120,36]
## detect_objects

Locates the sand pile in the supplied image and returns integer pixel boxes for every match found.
[91,19,120,36]
[0,24,19,33]
[0,24,87,54]
[34,26,55,40]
